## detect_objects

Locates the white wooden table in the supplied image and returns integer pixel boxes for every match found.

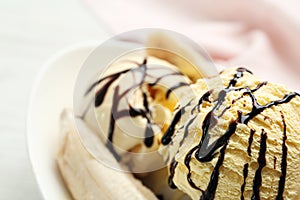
[0,0,108,199]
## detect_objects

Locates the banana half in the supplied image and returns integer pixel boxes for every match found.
[57,110,158,200]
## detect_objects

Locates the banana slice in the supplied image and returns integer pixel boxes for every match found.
[146,32,217,81]
[57,109,158,200]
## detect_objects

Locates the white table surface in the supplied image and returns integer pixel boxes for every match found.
[0,0,108,199]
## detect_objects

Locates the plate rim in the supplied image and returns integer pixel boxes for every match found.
[26,41,100,199]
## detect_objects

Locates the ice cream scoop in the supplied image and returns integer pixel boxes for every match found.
[160,67,300,200]
[81,54,196,171]
[69,53,198,199]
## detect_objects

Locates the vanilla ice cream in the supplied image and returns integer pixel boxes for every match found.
[161,67,300,200]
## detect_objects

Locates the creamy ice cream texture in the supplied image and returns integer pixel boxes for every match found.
[57,52,300,199]
[58,54,195,199]
[161,67,300,200]
[81,54,195,172]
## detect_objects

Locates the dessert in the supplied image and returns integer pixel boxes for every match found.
[58,54,195,200]
[160,67,300,200]
[57,40,300,200]
[57,110,158,200]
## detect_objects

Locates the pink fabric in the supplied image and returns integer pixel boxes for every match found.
[84,0,300,91]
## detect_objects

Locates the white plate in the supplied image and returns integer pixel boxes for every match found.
[27,42,99,200]
[27,39,148,199]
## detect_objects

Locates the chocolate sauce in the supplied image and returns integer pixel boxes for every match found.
[276,113,288,200]
[184,146,202,191]
[107,86,119,143]
[89,63,298,199]
[226,67,248,89]
[180,116,197,148]
[128,105,146,118]
[196,121,237,162]
[263,116,268,121]
[241,68,253,74]
[178,69,250,193]
[148,72,182,87]
[241,163,249,200]
[187,69,297,197]
[218,106,231,118]
[143,92,150,113]
[251,82,268,93]
[251,129,267,200]
[162,108,184,145]
[162,100,193,145]
[106,86,121,161]
[85,68,131,96]
[87,58,194,152]
[95,75,120,107]
[274,156,277,170]
[194,89,228,162]
[166,116,197,189]
[141,91,155,147]
[191,90,212,114]
[166,82,189,99]
[239,92,299,125]
[247,129,256,157]
[168,160,179,189]
[144,124,154,147]
[164,67,299,199]
[201,140,229,200]
[91,60,148,157]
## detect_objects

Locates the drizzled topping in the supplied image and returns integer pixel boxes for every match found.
[86,58,192,158]
[168,159,178,189]
[241,163,249,200]
[247,129,256,157]
[185,146,202,191]
[251,129,267,200]
[277,113,288,200]
[86,61,299,199]
[164,68,300,200]
[161,100,193,145]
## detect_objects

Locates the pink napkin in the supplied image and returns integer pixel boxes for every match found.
[84,0,300,91]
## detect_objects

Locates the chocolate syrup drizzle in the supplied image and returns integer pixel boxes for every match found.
[148,72,182,87]
[184,146,203,191]
[226,67,251,89]
[169,160,179,189]
[86,58,189,159]
[161,100,193,145]
[161,108,184,146]
[195,68,252,163]
[241,163,249,200]
[156,195,164,200]
[166,82,189,99]
[168,159,178,189]
[191,90,212,114]
[238,90,297,125]
[247,129,256,157]
[201,140,229,200]
[218,106,231,118]
[180,116,197,148]
[276,113,288,200]
[252,129,267,200]
[164,68,300,199]
[274,156,277,170]
[106,86,121,161]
